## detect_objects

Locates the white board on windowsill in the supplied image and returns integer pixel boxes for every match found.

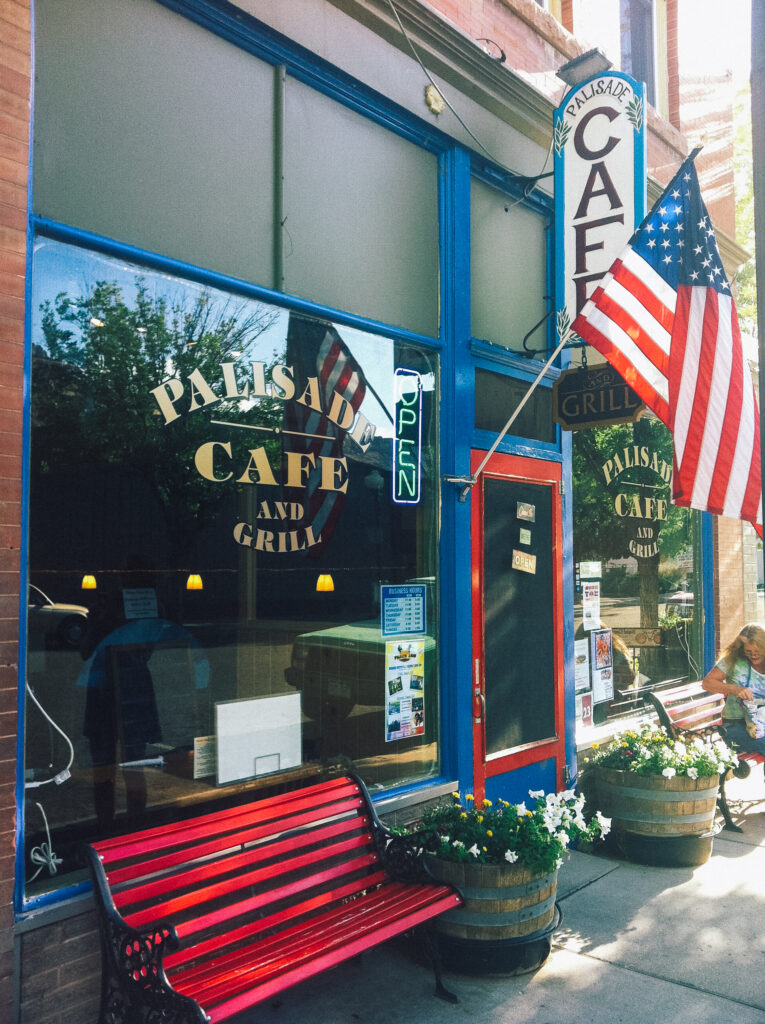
[215,692,301,785]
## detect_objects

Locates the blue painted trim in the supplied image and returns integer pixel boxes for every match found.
[16,0,37,919]
[156,0,449,155]
[470,341,562,381]
[439,146,474,794]
[560,427,576,782]
[470,155,554,220]
[701,512,716,671]
[369,775,455,808]
[471,431,561,464]
[19,880,91,918]
[632,81,648,224]
[32,217,443,352]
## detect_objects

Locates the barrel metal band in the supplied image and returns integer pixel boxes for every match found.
[455,871,557,902]
[597,780,718,802]
[444,893,556,926]
[610,809,713,823]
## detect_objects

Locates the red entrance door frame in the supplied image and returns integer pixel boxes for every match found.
[470,449,566,803]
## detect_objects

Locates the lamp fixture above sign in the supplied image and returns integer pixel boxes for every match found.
[555,48,613,87]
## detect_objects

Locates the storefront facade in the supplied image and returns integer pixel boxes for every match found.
[0,1,753,1020]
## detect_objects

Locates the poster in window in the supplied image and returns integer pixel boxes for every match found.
[590,628,614,703]
[582,581,601,630]
[574,638,590,693]
[385,640,425,741]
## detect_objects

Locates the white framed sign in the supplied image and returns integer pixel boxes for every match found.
[554,71,647,344]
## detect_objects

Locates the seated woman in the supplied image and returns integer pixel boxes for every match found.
[701,622,765,757]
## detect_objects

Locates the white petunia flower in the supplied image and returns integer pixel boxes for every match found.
[662,766,676,778]
[528,789,545,800]
[595,811,611,836]
[468,844,480,858]
[687,767,698,780]
[504,849,519,863]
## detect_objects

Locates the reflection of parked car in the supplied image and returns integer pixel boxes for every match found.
[665,591,694,618]
[28,585,89,650]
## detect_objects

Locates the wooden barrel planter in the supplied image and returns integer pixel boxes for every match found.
[423,855,560,975]
[589,767,720,866]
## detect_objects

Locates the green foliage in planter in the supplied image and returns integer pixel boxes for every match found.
[584,723,736,779]
[418,790,609,876]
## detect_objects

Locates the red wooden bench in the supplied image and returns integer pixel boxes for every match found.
[83,773,463,1024]
[645,681,765,832]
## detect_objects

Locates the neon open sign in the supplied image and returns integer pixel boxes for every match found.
[393,368,422,505]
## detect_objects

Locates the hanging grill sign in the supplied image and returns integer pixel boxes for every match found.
[553,70,647,347]
[554,363,645,430]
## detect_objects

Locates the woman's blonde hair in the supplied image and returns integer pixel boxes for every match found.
[719,622,765,676]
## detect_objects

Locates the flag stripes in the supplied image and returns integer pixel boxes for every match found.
[573,156,762,531]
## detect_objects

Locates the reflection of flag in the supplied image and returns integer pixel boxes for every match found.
[284,314,367,552]
[573,156,762,531]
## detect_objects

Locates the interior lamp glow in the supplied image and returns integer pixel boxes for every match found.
[186,573,204,591]
[81,574,97,590]
[316,574,335,593]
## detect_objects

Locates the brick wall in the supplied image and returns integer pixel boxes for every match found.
[18,910,101,1024]
[0,0,30,1017]
[714,517,747,653]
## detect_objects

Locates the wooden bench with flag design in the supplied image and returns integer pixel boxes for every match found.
[645,681,765,832]
[83,773,463,1024]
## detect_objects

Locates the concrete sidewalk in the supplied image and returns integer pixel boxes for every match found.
[253,771,765,1024]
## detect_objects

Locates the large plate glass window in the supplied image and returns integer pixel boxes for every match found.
[571,415,703,731]
[24,238,440,898]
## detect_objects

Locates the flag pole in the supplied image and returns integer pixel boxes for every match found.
[752,0,765,527]
[450,327,573,502]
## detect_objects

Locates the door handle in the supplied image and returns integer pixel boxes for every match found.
[474,691,485,723]
[474,658,484,723]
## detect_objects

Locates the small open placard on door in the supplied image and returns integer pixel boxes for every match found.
[512,549,537,574]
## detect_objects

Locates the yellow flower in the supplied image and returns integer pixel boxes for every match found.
[486,829,493,837]
[592,743,599,749]
[452,791,460,800]
[525,810,533,817]
[466,794,474,802]
[477,815,483,823]
[482,846,487,852]
[460,812,467,819]
[483,799,492,807]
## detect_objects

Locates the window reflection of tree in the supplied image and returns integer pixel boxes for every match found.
[34,279,281,564]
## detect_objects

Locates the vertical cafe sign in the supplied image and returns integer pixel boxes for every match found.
[554,70,647,343]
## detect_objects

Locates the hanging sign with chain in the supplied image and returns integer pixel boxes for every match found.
[553,362,644,430]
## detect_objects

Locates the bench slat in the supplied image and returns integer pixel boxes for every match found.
[103,793,367,887]
[121,833,377,931]
[164,868,388,971]
[94,776,364,866]
[110,813,369,905]
[173,879,429,991]
[181,886,460,1021]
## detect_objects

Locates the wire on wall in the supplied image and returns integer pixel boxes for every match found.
[25,683,74,788]
[385,0,554,201]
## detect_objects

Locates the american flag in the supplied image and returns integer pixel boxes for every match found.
[572,156,762,531]
[283,314,367,553]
